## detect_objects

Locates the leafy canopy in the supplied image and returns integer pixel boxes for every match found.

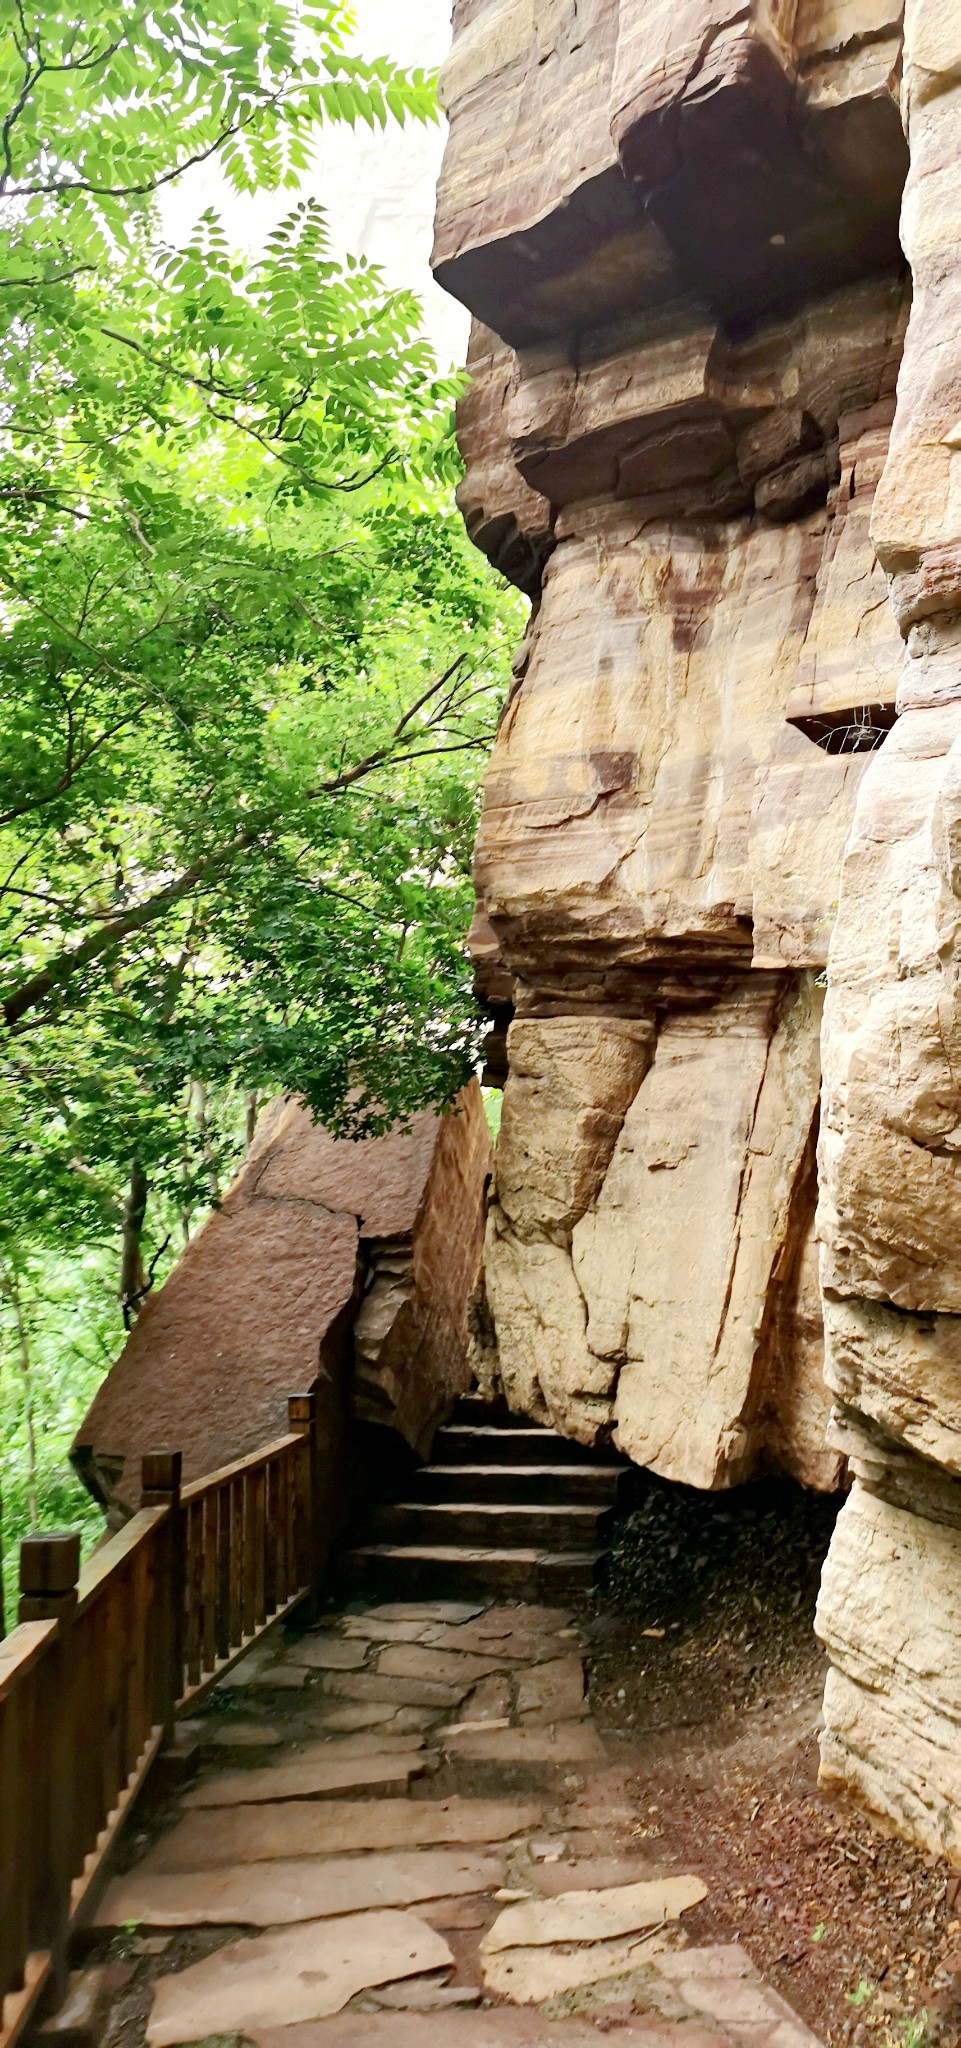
[0,2,521,1280]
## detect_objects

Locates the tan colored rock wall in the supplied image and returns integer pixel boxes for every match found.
[434,0,910,1500]
[434,0,961,1869]
[75,1084,490,1520]
[813,0,961,1861]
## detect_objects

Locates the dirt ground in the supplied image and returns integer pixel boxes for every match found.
[582,1473,959,2048]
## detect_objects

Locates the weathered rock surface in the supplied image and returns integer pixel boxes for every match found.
[145,1911,454,2041]
[432,3,911,1494]
[429,0,961,1859]
[141,1796,543,1873]
[97,1848,504,1929]
[74,1081,490,1515]
[811,0,961,1861]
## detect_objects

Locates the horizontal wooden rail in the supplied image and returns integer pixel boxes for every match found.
[0,1392,320,2048]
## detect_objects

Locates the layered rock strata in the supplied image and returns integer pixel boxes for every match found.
[438,0,961,1863]
[75,1085,490,1522]
[813,0,961,1861]
[434,0,908,1495]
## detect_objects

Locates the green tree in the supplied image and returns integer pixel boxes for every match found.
[0,2,523,1620]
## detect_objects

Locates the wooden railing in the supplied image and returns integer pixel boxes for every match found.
[0,1392,320,2048]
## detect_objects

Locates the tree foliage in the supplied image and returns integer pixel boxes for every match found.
[0,2,522,1607]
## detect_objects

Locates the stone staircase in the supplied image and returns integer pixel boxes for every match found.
[340,1393,627,1604]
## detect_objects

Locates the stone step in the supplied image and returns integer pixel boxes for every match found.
[370,1500,607,1550]
[450,1394,517,1425]
[432,1425,607,1468]
[409,1463,623,1507]
[338,1543,603,1603]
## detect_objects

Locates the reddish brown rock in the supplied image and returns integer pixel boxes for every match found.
[75,1083,490,1510]
[433,1,905,350]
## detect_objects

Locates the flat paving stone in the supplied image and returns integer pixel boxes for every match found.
[483,1875,708,1952]
[366,1601,486,1624]
[515,1654,587,1722]
[183,1747,431,1807]
[467,1672,512,1721]
[141,1796,543,1872]
[145,1910,453,2042]
[218,1644,313,1690]
[654,1947,823,2048]
[482,1928,674,2004]
[310,1701,419,1732]
[376,1643,506,1686]
[444,1722,604,1763]
[204,1720,282,1747]
[425,1618,574,1663]
[97,1848,504,1928]
[244,2017,724,2048]
[286,1731,426,1757]
[288,1637,370,1671]
[342,1617,436,1645]
[530,1857,665,1895]
[417,1893,490,1930]
[324,1670,470,1709]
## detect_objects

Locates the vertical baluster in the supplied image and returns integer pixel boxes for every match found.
[17,1531,81,2000]
[215,1484,231,1663]
[285,1446,298,1600]
[273,1455,286,1607]
[251,1465,267,1630]
[201,1490,217,1677]
[230,1475,244,1650]
[185,1500,204,1688]
[0,1658,32,2006]
[288,1395,317,1613]
[125,1535,149,1772]
[141,1453,184,1726]
[101,1560,125,1821]
[264,1459,277,1619]
[241,1470,256,1641]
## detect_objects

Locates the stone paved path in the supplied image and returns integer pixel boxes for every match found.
[63,1597,826,2047]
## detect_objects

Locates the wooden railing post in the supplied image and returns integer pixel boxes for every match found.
[288,1394,320,1617]
[18,1531,81,1996]
[141,1453,183,1736]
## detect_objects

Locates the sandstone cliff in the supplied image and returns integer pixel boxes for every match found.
[74,1084,490,1520]
[435,0,907,1495]
[434,0,961,1858]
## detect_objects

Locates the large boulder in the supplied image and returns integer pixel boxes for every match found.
[74,1083,491,1517]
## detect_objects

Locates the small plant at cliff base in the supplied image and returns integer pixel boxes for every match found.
[0,2,524,1614]
[892,2016,930,2048]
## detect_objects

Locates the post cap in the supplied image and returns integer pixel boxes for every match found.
[288,1394,316,1429]
[19,1530,81,1596]
[142,1450,183,1498]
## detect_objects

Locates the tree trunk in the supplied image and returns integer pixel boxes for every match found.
[3,1269,39,1529]
[120,1159,148,1326]
[245,1090,260,1151]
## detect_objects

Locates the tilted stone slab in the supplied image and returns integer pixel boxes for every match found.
[376,1643,508,1686]
[140,1796,544,1873]
[145,1911,454,2042]
[246,2015,726,2048]
[365,1600,486,1625]
[482,1929,674,2005]
[482,1875,708,1952]
[323,1670,472,1709]
[183,1746,430,1808]
[288,1637,370,1671]
[97,1849,504,1929]
[515,1655,587,1722]
[444,1723,604,1763]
